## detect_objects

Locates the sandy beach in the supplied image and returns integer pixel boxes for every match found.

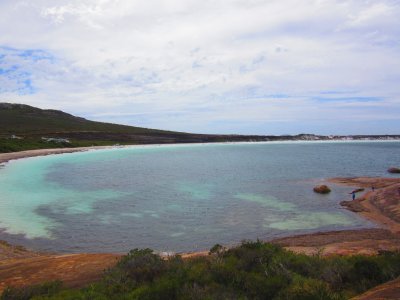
[0,148,400,294]
[0,146,121,165]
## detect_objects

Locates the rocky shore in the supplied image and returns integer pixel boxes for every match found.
[330,177,400,233]
[272,177,400,256]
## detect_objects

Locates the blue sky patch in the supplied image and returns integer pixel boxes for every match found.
[0,1,399,135]
[313,96,383,103]
[19,79,35,95]
[0,46,56,95]
[319,90,358,95]
[18,49,54,62]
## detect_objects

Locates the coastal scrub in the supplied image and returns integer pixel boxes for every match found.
[3,242,400,300]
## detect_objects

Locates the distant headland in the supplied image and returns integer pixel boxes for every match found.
[1,102,399,153]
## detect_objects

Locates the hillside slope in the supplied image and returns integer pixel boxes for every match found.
[0,103,183,136]
[1,103,398,153]
[0,103,269,152]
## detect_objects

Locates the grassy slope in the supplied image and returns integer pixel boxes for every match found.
[0,103,180,136]
[1,103,264,152]
[2,103,398,153]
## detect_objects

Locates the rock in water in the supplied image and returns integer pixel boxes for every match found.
[313,185,331,194]
[388,167,400,174]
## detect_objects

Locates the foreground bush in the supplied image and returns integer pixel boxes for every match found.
[1,281,62,300]
[3,242,400,300]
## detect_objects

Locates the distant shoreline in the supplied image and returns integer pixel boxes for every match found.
[2,103,399,155]
[0,145,119,164]
[1,139,400,165]
[1,146,399,247]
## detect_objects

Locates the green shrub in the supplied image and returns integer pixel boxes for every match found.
[1,281,62,300]
[4,245,400,300]
[279,277,344,300]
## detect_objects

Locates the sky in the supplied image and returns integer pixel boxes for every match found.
[0,0,399,135]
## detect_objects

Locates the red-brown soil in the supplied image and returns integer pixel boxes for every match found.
[352,277,400,300]
[0,252,121,292]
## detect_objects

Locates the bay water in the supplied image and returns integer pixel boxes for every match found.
[0,141,398,253]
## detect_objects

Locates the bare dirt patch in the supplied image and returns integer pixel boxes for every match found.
[0,253,121,293]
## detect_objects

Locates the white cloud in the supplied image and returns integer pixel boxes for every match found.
[0,0,399,134]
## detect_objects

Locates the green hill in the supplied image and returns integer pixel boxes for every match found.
[0,103,181,135]
[2,102,396,153]
[0,103,268,152]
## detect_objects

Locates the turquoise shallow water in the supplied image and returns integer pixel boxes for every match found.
[0,141,399,253]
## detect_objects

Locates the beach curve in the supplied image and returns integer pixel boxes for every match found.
[0,148,399,293]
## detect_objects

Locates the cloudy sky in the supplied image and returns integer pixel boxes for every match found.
[0,0,399,135]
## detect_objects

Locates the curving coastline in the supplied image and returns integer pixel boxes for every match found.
[0,148,400,292]
[0,146,121,165]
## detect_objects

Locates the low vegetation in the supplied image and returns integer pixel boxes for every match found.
[0,103,270,153]
[3,103,398,154]
[2,241,400,300]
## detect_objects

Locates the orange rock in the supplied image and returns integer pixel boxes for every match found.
[313,185,331,194]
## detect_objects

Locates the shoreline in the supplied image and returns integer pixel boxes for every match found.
[180,176,400,258]
[0,146,121,165]
[0,147,400,290]
[1,146,399,250]
[329,177,400,233]
[1,138,400,165]
[270,177,400,256]
[269,176,400,257]
[1,146,399,245]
